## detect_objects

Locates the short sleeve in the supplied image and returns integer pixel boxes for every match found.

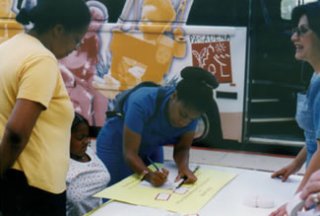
[124,88,158,134]
[17,56,59,108]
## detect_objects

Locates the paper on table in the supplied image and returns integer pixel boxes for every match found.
[94,167,236,214]
[140,164,200,190]
[86,201,174,216]
[140,179,176,190]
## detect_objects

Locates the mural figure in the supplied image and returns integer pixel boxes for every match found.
[0,0,23,43]
[59,0,109,126]
[96,0,193,92]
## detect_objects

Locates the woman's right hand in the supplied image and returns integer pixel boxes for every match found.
[271,162,300,182]
[144,168,169,187]
[300,170,320,209]
[268,203,288,216]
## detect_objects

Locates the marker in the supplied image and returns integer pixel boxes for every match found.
[173,165,200,190]
[147,156,160,171]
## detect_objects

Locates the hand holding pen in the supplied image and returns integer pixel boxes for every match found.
[174,165,200,189]
[145,157,169,187]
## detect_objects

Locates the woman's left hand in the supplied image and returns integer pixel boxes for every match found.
[175,168,197,184]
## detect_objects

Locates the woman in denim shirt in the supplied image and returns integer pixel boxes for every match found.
[270,2,320,216]
[96,67,218,187]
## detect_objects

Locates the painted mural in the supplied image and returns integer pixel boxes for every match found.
[92,0,193,93]
[0,0,247,142]
[0,0,194,127]
[0,0,22,43]
[59,0,109,126]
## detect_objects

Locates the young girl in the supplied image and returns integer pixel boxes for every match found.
[66,113,110,216]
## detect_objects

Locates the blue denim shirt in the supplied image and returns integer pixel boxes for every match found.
[296,73,320,166]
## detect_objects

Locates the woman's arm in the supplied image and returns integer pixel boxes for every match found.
[271,146,307,181]
[296,141,320,192]
[123,125,148,174]
[296,91,320,191]
[173,131,197,183]
[123,125,168,186]
[0,99,44,176]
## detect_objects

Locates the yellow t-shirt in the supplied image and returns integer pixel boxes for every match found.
[0,33,74,194]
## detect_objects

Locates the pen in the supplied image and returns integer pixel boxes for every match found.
[147,156,160,171]
[174,165,200,190]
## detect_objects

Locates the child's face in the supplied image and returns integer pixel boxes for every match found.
[70,123,90,157]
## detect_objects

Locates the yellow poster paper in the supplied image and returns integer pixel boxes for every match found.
[94,168,236,214]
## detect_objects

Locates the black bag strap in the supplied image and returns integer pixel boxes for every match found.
[151,86,167,120]
[106,83,167,120]
[117,81,160,116]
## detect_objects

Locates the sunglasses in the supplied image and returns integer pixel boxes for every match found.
[291,26,310,36]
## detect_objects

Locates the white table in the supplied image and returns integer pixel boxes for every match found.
[89,161,302,216]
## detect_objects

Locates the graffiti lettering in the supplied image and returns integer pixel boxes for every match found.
[190,34,231,43]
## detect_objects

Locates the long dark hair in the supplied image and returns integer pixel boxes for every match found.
[176,66,219,113]
[16,0,91,34]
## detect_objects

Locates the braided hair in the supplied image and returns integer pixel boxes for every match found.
[16,0,91,34]
[176,66,219,113]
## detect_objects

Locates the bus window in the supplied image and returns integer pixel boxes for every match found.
[281,0,318,20]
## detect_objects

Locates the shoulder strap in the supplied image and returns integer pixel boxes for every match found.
[106,82,162,119]
[106,85,168,124]
[149,86,167,121]
[118,81,161,116]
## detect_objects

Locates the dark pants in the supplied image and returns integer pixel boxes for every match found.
[0,169,66,216]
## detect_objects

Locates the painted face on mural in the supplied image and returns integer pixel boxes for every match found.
[140,0,176,37]
[88,7,104,32]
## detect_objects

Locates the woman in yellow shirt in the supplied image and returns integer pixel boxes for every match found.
[0,0,90,215]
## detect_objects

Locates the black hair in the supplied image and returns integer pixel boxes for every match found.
[71,112,89,133]
[292,2,320,38]
[176,66,219,113]
[16,0,91,34]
